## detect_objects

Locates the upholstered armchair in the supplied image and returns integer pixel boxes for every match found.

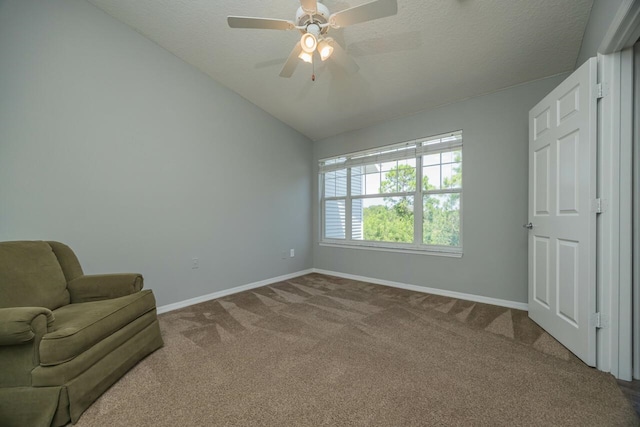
[0,241,163,426]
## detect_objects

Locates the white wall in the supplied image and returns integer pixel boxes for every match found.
[0,0,313,306]
[313,75,568,304]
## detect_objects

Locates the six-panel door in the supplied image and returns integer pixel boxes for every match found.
[528,57,597,366]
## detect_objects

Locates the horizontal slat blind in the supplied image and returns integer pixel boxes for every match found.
[416,132,462,156]
[319,131,462,173]
[324,199,346,239]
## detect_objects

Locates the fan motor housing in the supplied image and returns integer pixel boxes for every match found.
[296,3,330,34]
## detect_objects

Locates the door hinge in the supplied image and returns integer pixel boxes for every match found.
[596,82,608,99]
[592,198,604,213]
[591,312,602,328]
[590,312,609,329]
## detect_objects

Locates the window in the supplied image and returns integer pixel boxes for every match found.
[320,131,462,255]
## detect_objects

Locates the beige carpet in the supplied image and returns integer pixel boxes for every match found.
[75,274,638,426]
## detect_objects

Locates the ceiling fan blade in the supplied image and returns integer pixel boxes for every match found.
[300,0,317,14]
[330,41,359,75]
[280,42,303,78]
[329,0,397,28]
[227,16,295,30]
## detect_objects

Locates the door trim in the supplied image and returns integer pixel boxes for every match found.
[599,0,640,55]
[633,41,640,380]
[597,49,634,381]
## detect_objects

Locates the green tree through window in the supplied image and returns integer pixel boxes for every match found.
[424,151,461,246]
[362,154,461,246]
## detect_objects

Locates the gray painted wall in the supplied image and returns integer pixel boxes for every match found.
[0,0,313,306]
[575,0,625,68]
[313,75,568,304]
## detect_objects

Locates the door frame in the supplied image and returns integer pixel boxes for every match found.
[633,40,640,381]
[599,0,640,55]
[593,0,639,382]
[597,48,634,381]
[596,0,640,380]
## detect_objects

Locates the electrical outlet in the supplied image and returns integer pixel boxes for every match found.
[192,257,199,269]
[290,248,295,258]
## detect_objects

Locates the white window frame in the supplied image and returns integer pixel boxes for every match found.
[319,131,463,257]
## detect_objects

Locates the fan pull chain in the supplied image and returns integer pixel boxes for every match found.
[312,58,316,82]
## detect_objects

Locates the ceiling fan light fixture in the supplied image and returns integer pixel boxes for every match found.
[300,32,317,53]
[229,0,399,78]
[318,38,334,61]
[298,50,313,63]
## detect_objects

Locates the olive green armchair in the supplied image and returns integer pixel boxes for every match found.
[0,241,164,426]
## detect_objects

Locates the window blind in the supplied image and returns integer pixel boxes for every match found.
[319,131,462,173]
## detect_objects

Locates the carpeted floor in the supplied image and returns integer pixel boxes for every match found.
[75,274,639,426]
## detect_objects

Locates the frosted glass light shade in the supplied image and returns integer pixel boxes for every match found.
[318,39,334,61]
[298,51,313,63]
[300,33,317,53]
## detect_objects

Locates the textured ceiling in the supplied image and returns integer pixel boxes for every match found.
[86,0,594,141]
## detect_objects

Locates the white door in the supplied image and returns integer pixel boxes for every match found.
[528,58,597,366]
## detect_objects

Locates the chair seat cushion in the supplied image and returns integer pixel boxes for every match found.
[39,290,156,366]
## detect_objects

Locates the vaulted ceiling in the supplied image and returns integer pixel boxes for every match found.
[86,0,594,141]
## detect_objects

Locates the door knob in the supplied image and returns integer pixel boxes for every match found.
[523,222,533,229]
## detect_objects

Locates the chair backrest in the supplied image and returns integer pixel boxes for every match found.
[47,241,84,283]
[0,241,71,310]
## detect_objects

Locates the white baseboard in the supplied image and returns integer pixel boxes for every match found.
[312,268,529,311]
[157,269,314,314]
[157,267,528,314]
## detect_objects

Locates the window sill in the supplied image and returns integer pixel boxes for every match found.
[318,242,463,258]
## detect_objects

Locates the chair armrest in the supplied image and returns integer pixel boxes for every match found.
[0,307,54,346]
[67,273,144,303]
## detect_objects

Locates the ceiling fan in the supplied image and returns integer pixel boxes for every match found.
[227,0,398,78]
